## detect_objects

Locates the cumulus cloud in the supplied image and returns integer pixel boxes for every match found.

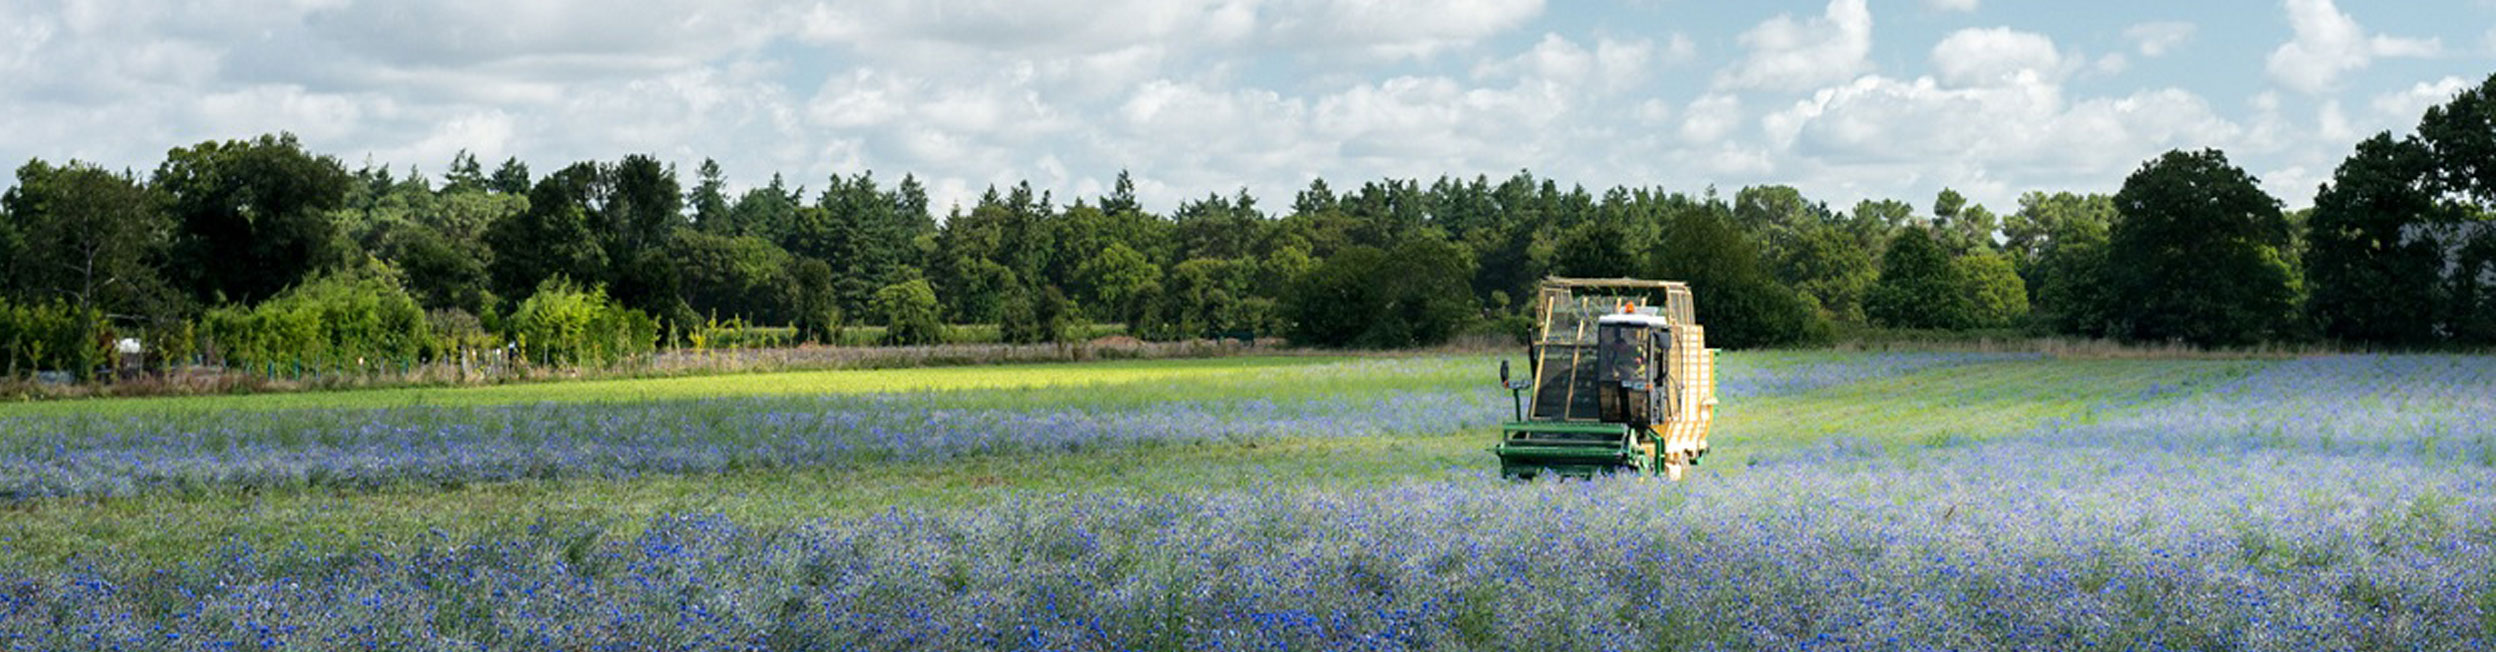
[1762,71,2239,205]
[1930,28,2064,88]
[6,0,2490,218]
[1473,34,1660,96]
[2125,21,2196,57]
[2266,0,2441,94]
[801,0,1540,62]
[1716,0,1875,92]
[2371,76,2470,125]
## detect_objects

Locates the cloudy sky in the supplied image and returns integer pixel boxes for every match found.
[3,0,2491,215]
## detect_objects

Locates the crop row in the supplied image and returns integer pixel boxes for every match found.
[0,352,2013,500]
[2,355,2489,649]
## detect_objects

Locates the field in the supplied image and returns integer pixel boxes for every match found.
[2,351,2492,649]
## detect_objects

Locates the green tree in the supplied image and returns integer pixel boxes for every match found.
[1845,198,1912,254]
[382,225,493,314]
[715,174,795,240]
[1152,258,1256,339]
[0,209,20,294]
[1954,251,2029,328]
[687,158,729,229]
[1283,236,1477,348]
[871,279,944,346]
[668,229,794,323]
[2,160,177,319]
[2449,229,2496,343]
[1074,242,1161,324]
[1933,188,1967,224]
[2418,74,2496,203]
[2030,217,2117,336]
[2305,133,2448,346]
[156,133,354,306]
[2004,191,2116,289]
[997,282,1080,345]
[1035,285,1080,345]
[487,158,531,195]
[599,155,686,325]
[1550,220,1638,278]
[485,162,608,303]
[442,150,488,193]
[784,257,841,344]
[1651,194,1829,348]
[2403,73,2496,345]
[1776,223,1877,323]
[2108,149,2296,346]
[1865,227,1975,329]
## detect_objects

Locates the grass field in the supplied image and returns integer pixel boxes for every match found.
[2,351,2490,649]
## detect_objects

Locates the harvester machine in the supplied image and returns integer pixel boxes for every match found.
[1493,278,1717,480]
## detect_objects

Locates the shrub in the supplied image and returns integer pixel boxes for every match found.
[199,262,431,374]
[507,277,659,367]
[871,280,945,346]
[0,298,108,380]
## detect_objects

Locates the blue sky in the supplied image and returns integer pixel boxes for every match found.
[4,0,2492,215]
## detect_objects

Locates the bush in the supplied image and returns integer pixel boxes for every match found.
[0,299,108,380]
[872,280,945,346]
[1001,284,1081,345]
[507,277,659,367]
[200,262,431,374]
[424,308,497,361]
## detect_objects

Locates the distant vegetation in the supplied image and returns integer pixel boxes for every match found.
[6,75,2496,383]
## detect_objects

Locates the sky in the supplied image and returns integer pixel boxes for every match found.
[3,0,2493,216]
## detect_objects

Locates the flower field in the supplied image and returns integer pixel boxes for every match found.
[2,352,2490,649]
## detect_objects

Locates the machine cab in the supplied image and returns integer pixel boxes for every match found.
[1594,312,1673,428]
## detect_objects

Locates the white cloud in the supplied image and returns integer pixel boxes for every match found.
[1924,0,1979,11]
[801,0,1540,62]
[1716,0,1875,92]
[1269,0,1547,59]
[2317,100,2357,142]
[1661,33,1698,65]
[4,0,2489,220]
[2371,76,2471,125]
[2266,0,2442,94]
[2093,53,2130,76]
[2125,21,2196,57]
[1474,34,1659,95]
[1680,94,1745,144]
[1930,28,2064,88]
[1763,73,2239,206]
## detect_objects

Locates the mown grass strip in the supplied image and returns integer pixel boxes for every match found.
[0,355,1372,417]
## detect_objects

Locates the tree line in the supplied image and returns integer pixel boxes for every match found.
[6,75,2496,379]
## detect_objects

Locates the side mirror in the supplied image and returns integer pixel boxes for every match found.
[1499,360,1511,385]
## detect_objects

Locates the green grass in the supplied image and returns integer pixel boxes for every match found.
[1710,358,2262,463]
[0,354,1384,417]
[0,353,2267,568]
